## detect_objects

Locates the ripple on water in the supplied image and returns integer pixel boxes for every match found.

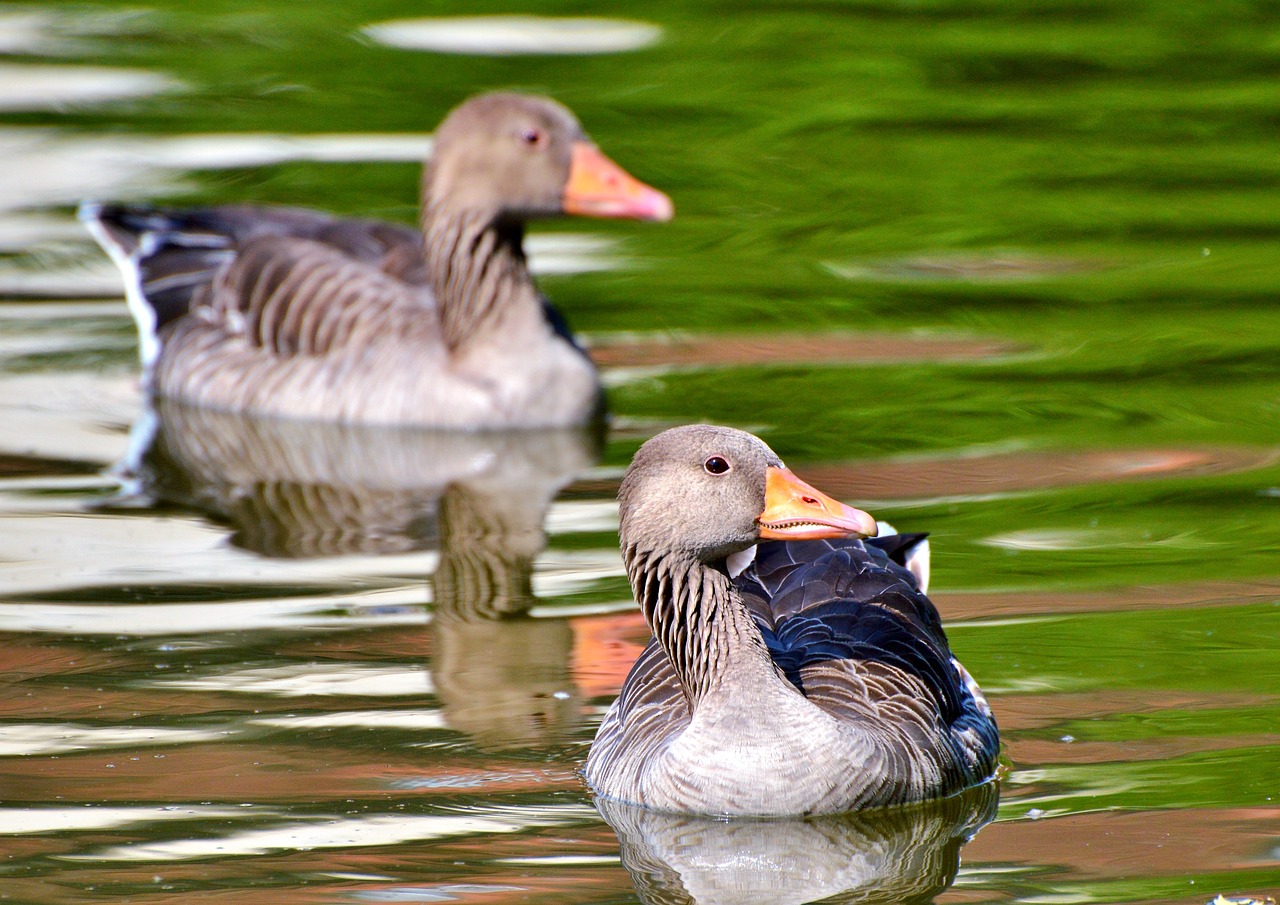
[361,16,662,56]
[58,805,592,862]
[0,63,178,112]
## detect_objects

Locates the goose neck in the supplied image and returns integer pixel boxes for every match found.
[423,204,538,351]
[623,544,779,711]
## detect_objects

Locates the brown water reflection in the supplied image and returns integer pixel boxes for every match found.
[782,446,1278,504]
[939,579,1280,620]
[565,442,1275,508]
[590,331,1014,370]
[963,806,1280,884]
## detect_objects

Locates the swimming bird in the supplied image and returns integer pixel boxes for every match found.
[583,424,999,816]
[81,92,672,428]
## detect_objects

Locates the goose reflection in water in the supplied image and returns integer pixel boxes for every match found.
[120,399,602,748]
[597,781,997,905]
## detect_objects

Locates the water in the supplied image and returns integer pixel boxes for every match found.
[2,1,1280,902]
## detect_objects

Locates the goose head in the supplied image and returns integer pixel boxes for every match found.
[425,93,673,223]
[618,425,878,565]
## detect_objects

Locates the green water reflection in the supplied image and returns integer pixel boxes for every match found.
[2,0,1279,903]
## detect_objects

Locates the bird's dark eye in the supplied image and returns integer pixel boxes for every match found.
[704,456,731,475]
[521,128,545,146]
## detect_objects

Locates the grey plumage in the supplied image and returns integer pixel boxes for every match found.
[583,425,999,816]
[82,93,671,428]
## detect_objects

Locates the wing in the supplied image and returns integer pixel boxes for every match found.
[583,638,690,788]
[739,536,946,646]
[202,233,437,357]
[82,202,427,366]
[734,536,997,784]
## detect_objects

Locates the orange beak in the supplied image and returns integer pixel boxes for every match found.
[562,141,673,221]
[758,466,878,541]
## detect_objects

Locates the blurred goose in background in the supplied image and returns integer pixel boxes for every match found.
[583,425,999,816]
[81,92,672,428]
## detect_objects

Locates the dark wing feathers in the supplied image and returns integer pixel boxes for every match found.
[735,538,964,722]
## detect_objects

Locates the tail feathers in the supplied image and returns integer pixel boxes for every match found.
[80,201,237,370]
[868,525,931,594]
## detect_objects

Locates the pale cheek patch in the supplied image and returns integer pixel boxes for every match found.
[726,544,757,578]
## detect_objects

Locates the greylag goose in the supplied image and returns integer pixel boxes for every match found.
[81,93,672,428]
[583,425,999,815]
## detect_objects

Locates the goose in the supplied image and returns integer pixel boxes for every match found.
[81,93,672,428]
[583,425,999,816]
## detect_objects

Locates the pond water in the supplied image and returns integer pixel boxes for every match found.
[2,1,1279,902]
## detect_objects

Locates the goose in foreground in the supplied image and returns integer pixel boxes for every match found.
[583,425,999,816]
[81,93,672,428]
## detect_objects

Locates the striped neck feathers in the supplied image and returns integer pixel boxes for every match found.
[622,543,777,710]
[423,204,539,351]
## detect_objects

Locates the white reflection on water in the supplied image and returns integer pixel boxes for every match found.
[109,132,434,170]
[0,8,151,57]
[0,129,432,213]
[0,11,64,55]
[0,63,176,111]
[0,506,441,597]
[363,16,661,56]
[0,805,256,835]
[542,500,618,535]
[0,372,137,463]
[251,709,447,730]
[61,805,591,861]
[0,723,229,756]
[522,233,622,276]
[151,663,434,697]
[0,597,427,635]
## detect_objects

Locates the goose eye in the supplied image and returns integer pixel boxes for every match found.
[703,456,731,475]
[521,128,545,147]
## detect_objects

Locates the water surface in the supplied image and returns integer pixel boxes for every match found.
[2,2,1279,903]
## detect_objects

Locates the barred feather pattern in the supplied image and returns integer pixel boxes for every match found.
[144,209,597,427]
[86,192,598,427]
[622,543,774,709]
[423,206,530,352]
